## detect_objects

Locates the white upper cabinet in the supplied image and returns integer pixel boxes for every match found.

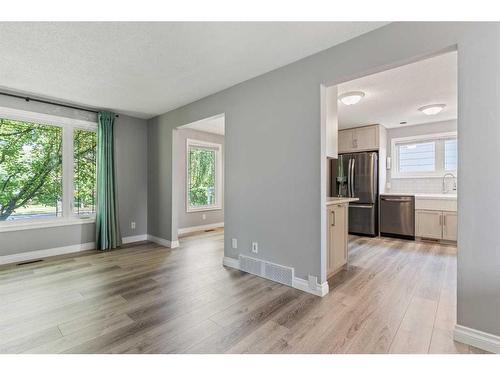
[338,124,381,153]
[338,129,353,154]
[323,85,338,158]
[353,125,379,151]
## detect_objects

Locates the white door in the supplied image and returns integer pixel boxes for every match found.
[416,210,443,239]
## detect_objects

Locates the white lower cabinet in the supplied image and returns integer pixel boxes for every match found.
[442,211,457,241]
[415,210,457,242]
[327,204,348,276]
[415,210,442,239]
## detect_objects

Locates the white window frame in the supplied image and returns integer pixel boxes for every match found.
[186,138,222,213]
[391,132,458,179]
[0,107,97,232]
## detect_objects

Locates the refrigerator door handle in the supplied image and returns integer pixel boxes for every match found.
[351,158,355,197]
[347,159,352,197]
[370,153,376,203]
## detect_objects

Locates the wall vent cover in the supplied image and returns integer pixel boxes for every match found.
[264,262,294,286]
[239,255,263,276]
[239,255,294,287]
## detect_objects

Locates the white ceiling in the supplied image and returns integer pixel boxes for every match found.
[338,51,457,129]
[180,114,225,135]
[0,22,387,119]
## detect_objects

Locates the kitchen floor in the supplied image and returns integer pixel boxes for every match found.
[0,230,486,353]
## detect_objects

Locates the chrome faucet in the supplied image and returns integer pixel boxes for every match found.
[442,173,457,194]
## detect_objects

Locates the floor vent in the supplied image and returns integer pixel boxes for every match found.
[17,259,43,266]
[239,255,294,287]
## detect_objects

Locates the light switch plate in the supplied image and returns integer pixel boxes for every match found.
[251,242,258,254]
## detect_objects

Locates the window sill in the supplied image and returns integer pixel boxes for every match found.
[186,206,222,213]
[391,173,457,180]
[0,217,96,233]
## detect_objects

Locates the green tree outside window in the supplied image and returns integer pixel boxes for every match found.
[0,118,96,221]
[188,147,217,208]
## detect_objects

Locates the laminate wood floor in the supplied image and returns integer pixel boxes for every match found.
[0,229,486,353]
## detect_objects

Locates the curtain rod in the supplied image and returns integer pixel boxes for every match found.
[0,91,119,118]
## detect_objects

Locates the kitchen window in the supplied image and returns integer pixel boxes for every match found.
[186,138,222,212]
[0,107,97,230]
[391,132,457,178]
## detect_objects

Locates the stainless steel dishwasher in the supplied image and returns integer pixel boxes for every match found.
[380,195,415,239]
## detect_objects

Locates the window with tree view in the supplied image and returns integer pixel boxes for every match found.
[74,129,97,216]
[187,139,221,211]
[0,113,97,223]
[0,118,62,221]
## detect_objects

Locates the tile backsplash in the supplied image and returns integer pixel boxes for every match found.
[387,177,457,194]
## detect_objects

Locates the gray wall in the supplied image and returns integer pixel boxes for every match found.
[173,128,224,230]
[115,114,148,238]
[147,22,500,337]
[0,96,148,256]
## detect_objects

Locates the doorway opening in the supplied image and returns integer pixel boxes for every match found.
[172,114,225,245]
[321,50,459,351]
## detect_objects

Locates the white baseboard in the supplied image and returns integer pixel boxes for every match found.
[0,242,96,266]
[292,276,329,297]
[122,234,148,244]
[222,256,329,297]
[222,256,240,269]
[147,234,179,249]
[0,232,181,267]
[178,222,224,235]
[454,324,500,353]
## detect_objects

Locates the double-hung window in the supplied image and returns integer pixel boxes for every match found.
[186,138,222,212]
[391,132,457,178]
[0,108,97,229]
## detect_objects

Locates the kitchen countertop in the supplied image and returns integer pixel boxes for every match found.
[326,197,360,205]
[381,192,457,200]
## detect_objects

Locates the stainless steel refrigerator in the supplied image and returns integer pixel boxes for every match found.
[331,152,378,236]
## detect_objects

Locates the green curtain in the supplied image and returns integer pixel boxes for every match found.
[96,111,122,250]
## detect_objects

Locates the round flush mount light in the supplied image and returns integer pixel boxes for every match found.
[418,104,446,115]
[338,91,365,105]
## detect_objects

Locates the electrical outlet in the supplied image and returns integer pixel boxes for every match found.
[202,213,206,220]
[251,242,258,254]
[232,238,238,249]
[131,221,136,230]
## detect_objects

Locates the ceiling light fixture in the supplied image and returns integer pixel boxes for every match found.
[338,91,365,105]
[418,104,446,115]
